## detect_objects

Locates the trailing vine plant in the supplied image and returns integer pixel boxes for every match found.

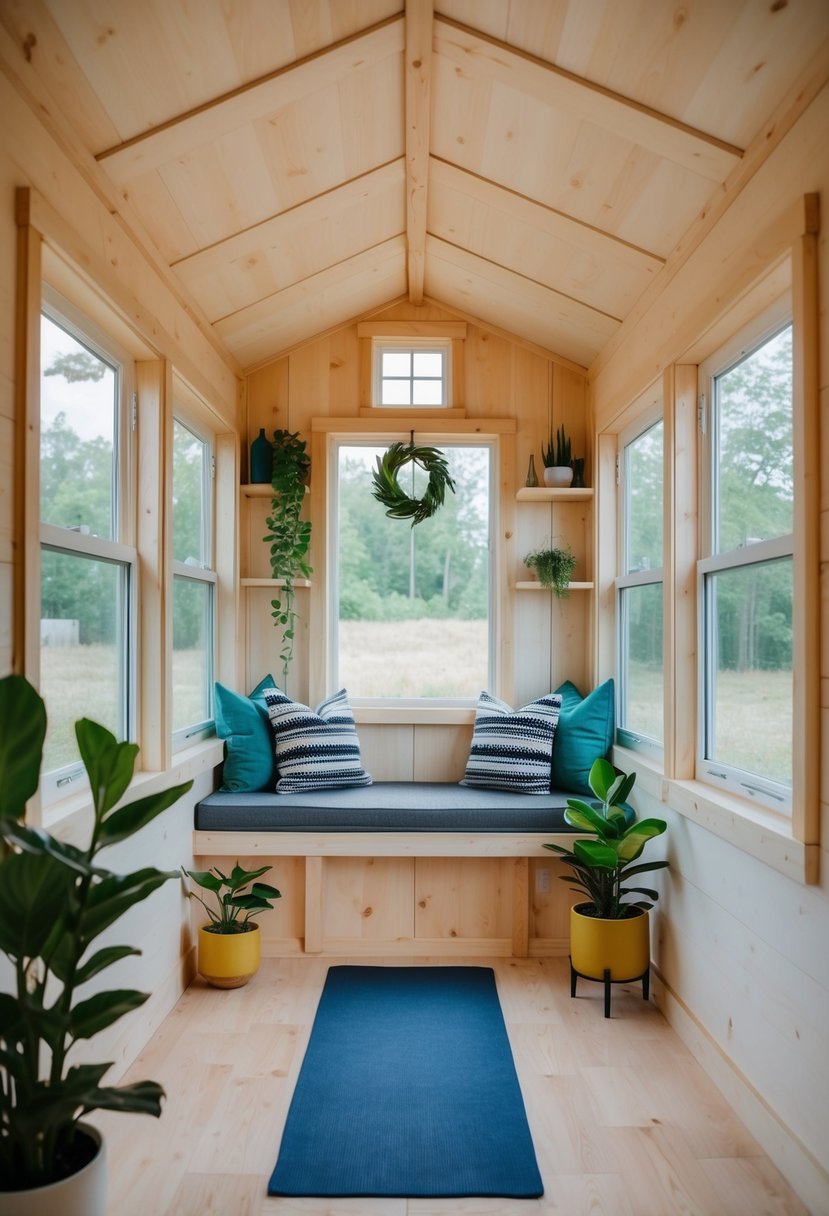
[263,429,312,685]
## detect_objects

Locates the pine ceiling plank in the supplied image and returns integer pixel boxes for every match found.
[425,235,618,368]
[96,16,404,185]
[173,161,406,320]
[433,16,742,183]
[215,236,407,366]
[428,158,663,318]
[335,42,405,180]
[405,0,433,304]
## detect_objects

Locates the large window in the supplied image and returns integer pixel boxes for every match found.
[617,416,664,751]
[332,442,492,699]
[698,317,793,809]
[39,302,134,790]
[171,417,215,744]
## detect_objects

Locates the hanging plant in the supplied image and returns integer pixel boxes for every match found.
[371,440,456,527]
[263,429,312,685]
[524,543,577,598]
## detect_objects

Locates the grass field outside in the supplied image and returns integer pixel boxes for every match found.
[339,618,489,699]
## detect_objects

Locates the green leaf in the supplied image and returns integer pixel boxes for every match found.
[573,838,618,868]
[620,859,670,879]
[82,868,178,941]
[588,757,616,801]
[0,851,73,959]
[564,801,619,838]
[183,867,223,893]
[0,818,99,877]
[0,675,47,822]
[83,1079,166,1118]
[75,720,139,820]
[616,818,667,862]
[68,989,149,1040]
[97,781,193,847]
[251,882,282,899]
[619,886,660,900]
[227,893,273,911]
[227,863,272,891]
[73,945,141,986]
[607,770,636,806]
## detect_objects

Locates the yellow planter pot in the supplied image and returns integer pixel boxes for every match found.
[197,923,261,989]
[570,903,650,982]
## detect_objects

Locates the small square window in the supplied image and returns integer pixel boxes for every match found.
[373,340,450,408]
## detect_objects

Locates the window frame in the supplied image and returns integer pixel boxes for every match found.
[371,338,452,409]
[38,292,137,803]
[171,413,217,750]
[615,401,665,758]
[695,298,794,814]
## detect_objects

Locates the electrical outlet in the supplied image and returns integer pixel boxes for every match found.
[536,867,551,895]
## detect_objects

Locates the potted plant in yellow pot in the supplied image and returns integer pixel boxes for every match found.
[544,757,668,1017]
[182,863,281,988]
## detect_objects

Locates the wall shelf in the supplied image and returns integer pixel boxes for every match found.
[516,487,593,502]
[514,581,594,592]
[240,578,312,588]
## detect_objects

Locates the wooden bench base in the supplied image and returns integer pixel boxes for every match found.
[193,831,578,958]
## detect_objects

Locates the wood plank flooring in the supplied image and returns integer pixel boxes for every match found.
[94,958,809,1216]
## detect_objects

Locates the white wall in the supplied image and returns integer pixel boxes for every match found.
[592,83,829,1213]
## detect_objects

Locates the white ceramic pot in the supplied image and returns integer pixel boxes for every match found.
[0,1124,106,1216]
[543,465,574,488]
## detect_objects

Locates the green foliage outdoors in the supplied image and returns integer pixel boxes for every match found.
[0,675,192,1191]
[339,446,489,624]
[181,864,281,935]
[544,758,668,920]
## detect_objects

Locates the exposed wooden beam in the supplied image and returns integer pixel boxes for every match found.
[405,0,433,304]
[425,235,619,368]
[97,16,405,184]
[216,237,407,367]
[171,159,403,301]
[434,16,743,183]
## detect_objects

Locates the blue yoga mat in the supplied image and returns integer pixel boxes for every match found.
[268,965,543,1198]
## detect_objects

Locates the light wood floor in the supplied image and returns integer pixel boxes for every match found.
[95,957,809,1216]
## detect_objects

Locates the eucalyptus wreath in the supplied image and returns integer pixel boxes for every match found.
[263,429,312,685]
[371,441,456,527]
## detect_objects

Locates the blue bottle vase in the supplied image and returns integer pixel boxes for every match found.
[250,428,273,483]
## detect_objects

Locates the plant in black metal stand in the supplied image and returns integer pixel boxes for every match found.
[263,429,312,687]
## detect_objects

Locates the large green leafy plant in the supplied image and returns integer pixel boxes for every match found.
[545,758,668,919]
[263,429,313,686]
[182,863,281,933]
[0,675,192,1191]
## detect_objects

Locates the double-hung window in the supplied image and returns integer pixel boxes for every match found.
[616,414,664,752]
[171,416,215,746]
[39,298,135,796]
[697,309,793,811]
[331,440,493,700]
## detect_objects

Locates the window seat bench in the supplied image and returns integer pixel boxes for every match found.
[193,782,585,958]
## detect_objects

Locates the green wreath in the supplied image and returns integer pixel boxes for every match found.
[371,441,456,526]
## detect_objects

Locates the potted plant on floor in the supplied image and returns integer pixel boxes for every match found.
[541,424,573,487]
[0,675,193,1215]
[182,863,281,988]
[524,543,577,597]
[544,757,668,1016]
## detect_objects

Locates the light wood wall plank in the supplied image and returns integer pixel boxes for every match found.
[405,0,433,303]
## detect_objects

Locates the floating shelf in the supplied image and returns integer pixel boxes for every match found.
[241,483,310,497]
[240,578,313,588]
[515,581,594,591]
[516,487,593,502]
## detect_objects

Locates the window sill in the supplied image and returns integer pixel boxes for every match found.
[40,738,224,844]
[612,745,817,885]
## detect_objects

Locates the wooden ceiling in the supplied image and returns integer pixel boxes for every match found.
[3,0,828,372]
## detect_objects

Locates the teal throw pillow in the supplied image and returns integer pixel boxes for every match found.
[215,675,279,792]
[550,678,615,794]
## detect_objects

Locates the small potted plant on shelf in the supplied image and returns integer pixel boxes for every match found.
[541,424,573,487]
[524,543,577,597]
[182,863,281,989]
[544,757,668,1016]
[0,675,192,1215]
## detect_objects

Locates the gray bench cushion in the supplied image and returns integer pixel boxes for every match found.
[194,781,580,833]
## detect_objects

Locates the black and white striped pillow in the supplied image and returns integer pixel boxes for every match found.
[264,688,372,793]
[460,690,562,794]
